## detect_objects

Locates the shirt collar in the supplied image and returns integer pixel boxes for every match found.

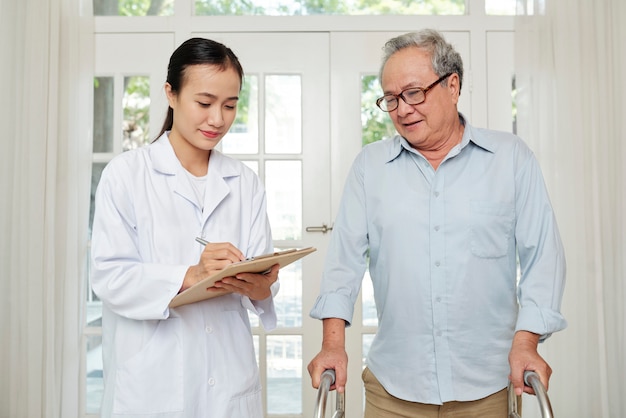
[386,113,497,163]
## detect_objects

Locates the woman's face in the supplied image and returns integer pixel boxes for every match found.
[165,64,241,152]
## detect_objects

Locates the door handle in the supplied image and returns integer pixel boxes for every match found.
[306,223,333,234]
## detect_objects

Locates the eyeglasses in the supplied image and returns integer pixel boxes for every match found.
[376,73,453,112]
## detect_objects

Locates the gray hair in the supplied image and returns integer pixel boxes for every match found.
[379,29,464,94]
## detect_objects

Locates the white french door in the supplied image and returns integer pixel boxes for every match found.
[89,32,332,417]
[195,32,332,417]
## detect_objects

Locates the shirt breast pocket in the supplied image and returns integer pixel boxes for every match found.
[469,201,514,258]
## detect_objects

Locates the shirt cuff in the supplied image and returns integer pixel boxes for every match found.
[515,304,568,342]
[309,292,355,326]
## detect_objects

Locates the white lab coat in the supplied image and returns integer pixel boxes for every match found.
[91,133,277,418]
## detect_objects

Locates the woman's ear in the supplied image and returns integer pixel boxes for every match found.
[164,82,177,108]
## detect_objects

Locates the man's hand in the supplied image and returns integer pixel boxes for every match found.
[307,318,348,393]
[508,331,552,395]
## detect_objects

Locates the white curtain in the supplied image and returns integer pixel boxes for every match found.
[515,0,626,416]
[0,0,93,417]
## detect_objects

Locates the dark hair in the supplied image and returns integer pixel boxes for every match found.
[380,29,464,94]
[154,37,244,140]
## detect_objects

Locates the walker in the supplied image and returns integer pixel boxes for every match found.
[314,369,554,418]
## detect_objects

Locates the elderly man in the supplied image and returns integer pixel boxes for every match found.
[308,29,566,417]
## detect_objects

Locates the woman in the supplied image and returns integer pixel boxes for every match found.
[91,38,278,418]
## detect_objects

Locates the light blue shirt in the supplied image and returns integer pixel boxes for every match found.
[310,117,566,404]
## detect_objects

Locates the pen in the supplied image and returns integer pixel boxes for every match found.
[195,236,251,264]
[195,237,209,246]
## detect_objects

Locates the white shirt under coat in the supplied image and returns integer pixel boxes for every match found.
[91,133,277,418]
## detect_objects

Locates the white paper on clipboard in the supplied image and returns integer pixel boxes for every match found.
[169,247,317,308]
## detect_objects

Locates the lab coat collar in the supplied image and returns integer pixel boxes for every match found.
[202,150,239,220]
[149,133,241,219]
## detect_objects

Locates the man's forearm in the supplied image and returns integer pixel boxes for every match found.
[322,318,346,349]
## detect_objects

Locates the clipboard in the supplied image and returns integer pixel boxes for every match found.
[169,247,317,308]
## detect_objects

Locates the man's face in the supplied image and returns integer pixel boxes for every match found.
[381,47,460,152]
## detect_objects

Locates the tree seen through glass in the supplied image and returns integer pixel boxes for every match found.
[93,0,173,15]
[123,76,151,150]
[362,75,396,146]
[195,0,464,15]
[93,0,464,16]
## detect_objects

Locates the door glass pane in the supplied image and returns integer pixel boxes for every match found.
[94,77,114,153]
[485,0,516,15]
[362,270,377,326]
[123,75,150,151]
[93,0,174,16]
[362,334,374,367]
[362,75,396,146]
[265,75,302,154]
[361,75,389,323]
[86,334,104,414]
[222,75,259,154]
[253,335,260,365]
[87,161,106,415]
[267,335,302,414]
[486,0,539,15]
[247,245,300,329]
[241,160,259,176]
[89,163,107,238]
[274,259,303,327]
[265,160,302,240]
[512,75,518,134]
[362,333,375,412]
[195,0,464,16]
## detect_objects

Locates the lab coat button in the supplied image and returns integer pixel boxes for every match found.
[208,378,216,386]
[205,326,213,334]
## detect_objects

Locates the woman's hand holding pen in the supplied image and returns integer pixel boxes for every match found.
[181,241,279,300]
[180,242,244,292]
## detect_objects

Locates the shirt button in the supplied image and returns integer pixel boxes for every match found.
[205,326,213,334]
[208,378,216,386]
[435,261,441,267]
[434,225,440,231]
[434,191,440,197]
[436,297,442,303]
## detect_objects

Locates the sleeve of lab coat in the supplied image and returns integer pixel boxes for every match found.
[90,161,186,320]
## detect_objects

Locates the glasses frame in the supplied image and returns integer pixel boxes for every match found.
[376,73,454,112]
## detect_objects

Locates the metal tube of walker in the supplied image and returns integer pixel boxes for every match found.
[508,370,554,418]
[314,369,345,418]
[524,371,554,418]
